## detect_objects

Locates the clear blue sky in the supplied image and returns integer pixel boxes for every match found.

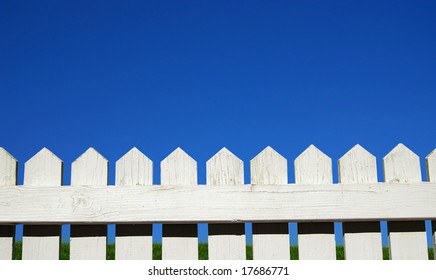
[1,1,435,247]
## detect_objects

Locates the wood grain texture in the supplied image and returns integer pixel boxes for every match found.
[383,144,428,260]
[0,147,17,186]
[250,146,287,185]
[251,146,290,260]
[116,147,153,186]
[426,149,436,255]
[295,145,336,260]
[22,148,61,260]
[0,148,16,260]
[116,225,152,260]
[426,149,436,183]
[339,145,383,260]
[161,148,198,260]
[70,148,108,260]
[115,148,153,259]
[1,183,436,223]
[207,148,245,260]
[206,148,244,186]
[0,225,15,260]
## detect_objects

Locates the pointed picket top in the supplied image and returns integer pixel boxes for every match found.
[295,145,332,184]
[425,149,436,183]
[0,147,17,186]
[338,144,377,184]
[116,147,153,186]
[24,148,63,186]
[207,147,244,185]
[161,147,197,186]
[71,147,108,186]
[250,146,287,185]
[383,144,421,183]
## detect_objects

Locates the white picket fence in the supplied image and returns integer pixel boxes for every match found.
[0,144,435,260]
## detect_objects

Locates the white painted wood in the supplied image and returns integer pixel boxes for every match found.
[250,146,287,185]
[70,148,108,260]
[115,148,153,260]
[22,236,60,260]
[383,143,428,260]
[2,183,436,223]
[383,144,422,184]
[251,146,290,260]
[338,145,377,184]
[207,148,245,260]
[0,147,17,186]
[425,149,436,256]
[0,147,16,260]
[295,145,332,185]
[295,145,336,260]
[116,147,153,186]
[161,148,198,260]
[116,226,152,260]
[24,148,62,186]
[71,148,108,186]
[206,148,244,186]
[0,226,15,260]
[339,145,382,260]
[22,148,61,260]
[426,149,436,183]
[161,148,197,186]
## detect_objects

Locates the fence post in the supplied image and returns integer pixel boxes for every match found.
[425,149,436,255]
[295,145,336,260]
[251,146,290,260]
[339,145,382,259]
[115,147,153,260]
[0,148,17,260]
[383,144,428,259]
[70,148,108,260]
[22,148,62,260]
[207,148,245,260]
[161,148,198,260]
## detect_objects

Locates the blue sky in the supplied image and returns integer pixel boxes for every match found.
[1,0,435,247]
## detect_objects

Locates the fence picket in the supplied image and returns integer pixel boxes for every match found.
[339,145,382,259]
[383,144,428,259]
[70,148,108,260]
[22,148,62,260]
[115,148,153,260]
[251,146,290,260]
[0,148,17,260]
[207,148,245,260]
[425,149,436,255]
[161,148,198,260]
[1,145,436,260]
[295,145,336,260]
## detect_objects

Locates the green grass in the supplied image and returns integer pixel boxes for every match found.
[12,242,434,260]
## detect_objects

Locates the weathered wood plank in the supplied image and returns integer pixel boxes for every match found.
[0,147,17,186]
[251,147,290,260]
[70,148,108,260]
[384,144,428,260]
[295,145,336,260]
[161,148,198,260]
[339,145,382,260]
[22,148,61,260]
[0,148,16,260]
[115,148,153,260]
[207,148,245,260]
[425,149,436,255]
[116,147,153,187]
[1,183,436,223]
[0,225,15,260]
[426,149,436,183]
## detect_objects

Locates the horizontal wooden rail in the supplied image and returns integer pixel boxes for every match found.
[1,183,436,224]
